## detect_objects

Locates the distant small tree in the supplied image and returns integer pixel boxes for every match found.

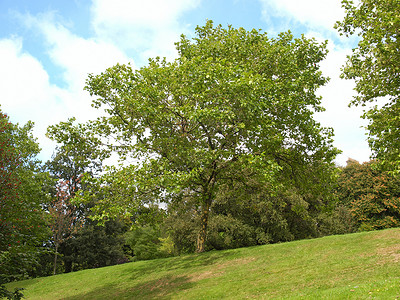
[46,117,112,273]
[49,179,81,275]
[46,117,108,194]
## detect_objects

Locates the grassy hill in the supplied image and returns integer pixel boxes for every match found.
[6,228,400,299]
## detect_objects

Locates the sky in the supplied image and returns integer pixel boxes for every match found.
[0,0,369,166]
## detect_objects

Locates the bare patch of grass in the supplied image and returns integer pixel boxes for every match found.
[377,244,400,263]
[188,257,257,283]
[370,228,400,240]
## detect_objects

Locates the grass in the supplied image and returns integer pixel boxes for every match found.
[6,228,400,299]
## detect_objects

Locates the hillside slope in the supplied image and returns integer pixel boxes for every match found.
[6,228,400,299]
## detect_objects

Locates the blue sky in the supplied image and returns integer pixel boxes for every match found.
[0,0,368,165]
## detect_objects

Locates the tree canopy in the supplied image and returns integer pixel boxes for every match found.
[84,21,339,252]
[335,0,400,171]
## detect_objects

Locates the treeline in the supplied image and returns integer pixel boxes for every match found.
[2,105,400,283]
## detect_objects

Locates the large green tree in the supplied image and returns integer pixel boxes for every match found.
[84,21,339,252]
[335,0,400,171]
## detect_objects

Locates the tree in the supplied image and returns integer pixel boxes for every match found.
[0,109,50,283]
[48,179,80,275]
[336,159,400,231]
[84,21,339,252]
[46,118,122,272]
[124,225,172,261]
[0,111,21,252]
[335,0,400,171]
[46,117,109,196]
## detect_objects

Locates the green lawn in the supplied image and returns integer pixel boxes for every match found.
[6,228,400,299]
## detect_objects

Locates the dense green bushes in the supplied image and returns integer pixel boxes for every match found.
[336,160,400,231]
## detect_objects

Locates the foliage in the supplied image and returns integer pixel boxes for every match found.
[0,284,24,300]
[335,0,400,171]
[60,219,127,272]
[48,179,81,275]
[0,111,48,252]
[212,185,319,244]
[165,174,335,253]
[336,160,400,230]
[46,117,108,183]
[316,205,357,236]
[0,111,22,251]
[0,111,22,277]
[84,21,339,252]
[124,226,166,261]
[207,214,258,250]
[162,196,199,254]
[0,109,50,283]
[77,165,165,227]
[24,248,55,279]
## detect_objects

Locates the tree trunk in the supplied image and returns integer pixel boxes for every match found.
[196,206,210,253]
[196,172,216,253]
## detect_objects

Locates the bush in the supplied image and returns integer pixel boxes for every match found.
[206,214,257,250]
[317,205,358,236]
[124,226,173,261]
[0,281,24,300]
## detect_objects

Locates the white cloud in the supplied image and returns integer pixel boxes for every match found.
[90,0,201,64]
[257,1,371,165]
[314,40,371,165]
[92,0,199,28]
[23,13,134,91]
[260,0,345,31]
[2,12,136,161]
[0,37,65,159]
[5,2,201,162]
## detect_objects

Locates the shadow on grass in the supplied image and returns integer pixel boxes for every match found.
[123,249,239,281]
[63,250,239,299]
[63,274,194,300]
